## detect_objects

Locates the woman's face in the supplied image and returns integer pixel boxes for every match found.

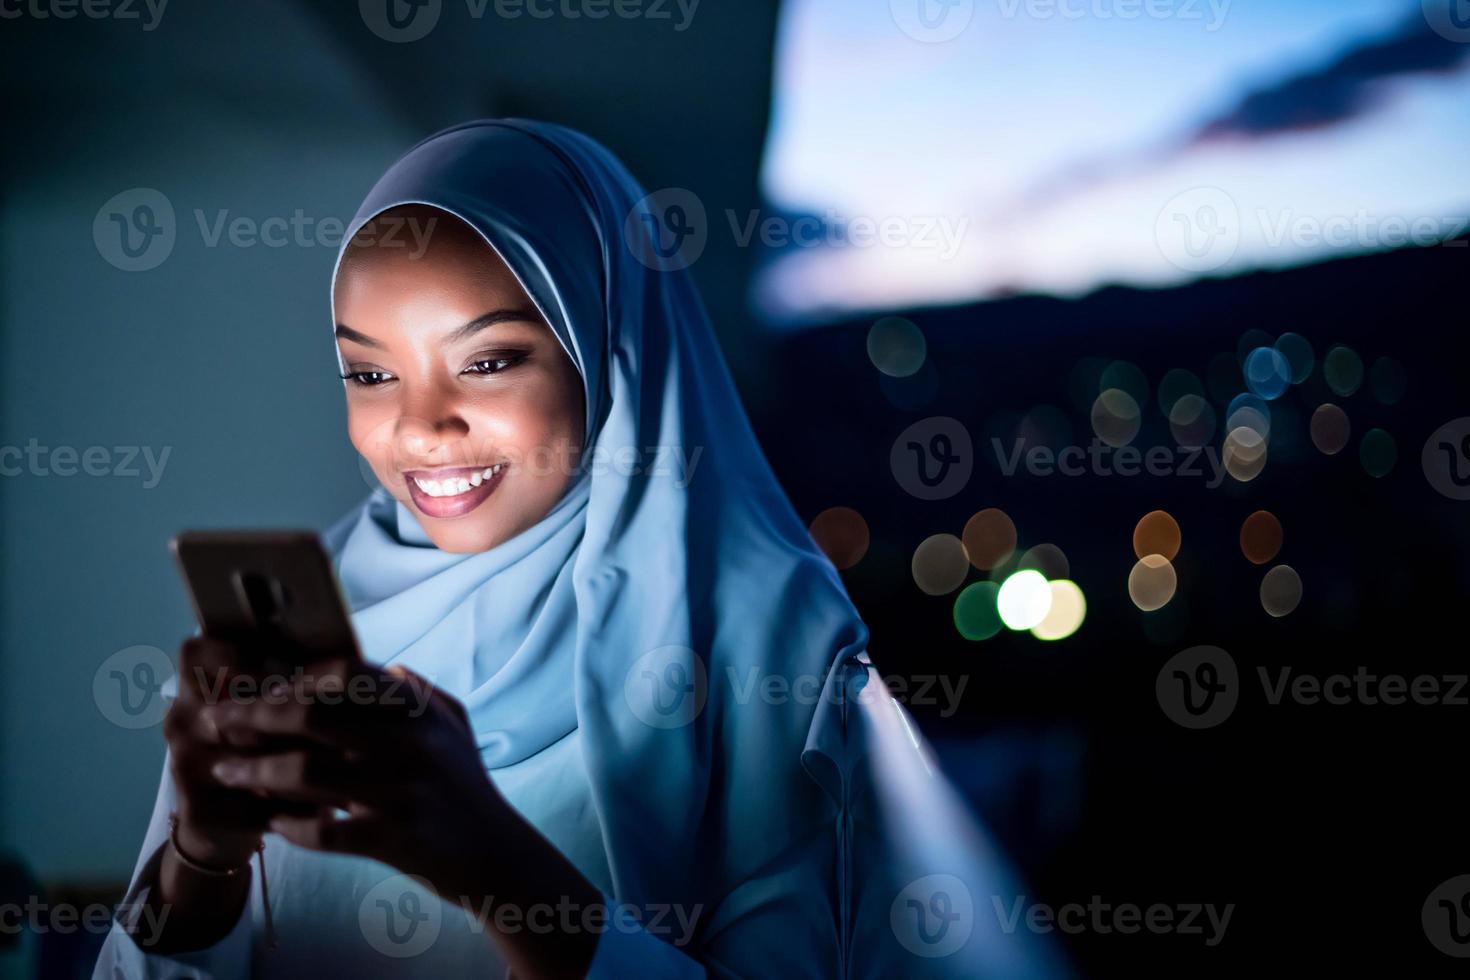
[333,206,585,554]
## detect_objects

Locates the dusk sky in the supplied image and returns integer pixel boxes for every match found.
[759,0,1470,324]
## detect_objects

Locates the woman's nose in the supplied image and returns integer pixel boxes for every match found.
[393,395,471,462]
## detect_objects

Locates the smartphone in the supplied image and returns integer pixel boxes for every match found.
[171,530,362,670]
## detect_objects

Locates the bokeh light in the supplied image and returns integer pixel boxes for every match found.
[1223,426,1268,482]
[1369,356,1406,405]
[1226,392,1272,439]
[1091,388,1141,447]
[1360,428,1396,478]
[1133,510,1181,561]
[1031,580,1086,641]
[1018,543,1069,581]
[912,533,970,595]
[866,316,926,378]
[1309,403,1351,455]
[808,506,869,570]
[1239,510,1283,565]
[962,508,1017,570]
[1157,368,1204,418]
[1236,329,1274,366]
[1128,554,1177,611]
[997,570,1053,630]
[1168,394,1217,449]
[1261,564,1303,617]
[1244,346,1291,400]
[1273,332,1315,384]
[953,581,1003,641]
[1100,360,1148,406]
[1323,345,1363,396]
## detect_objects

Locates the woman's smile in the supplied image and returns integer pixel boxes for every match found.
[403,463,508,518]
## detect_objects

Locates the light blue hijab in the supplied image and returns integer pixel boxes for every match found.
[323,120,870,919]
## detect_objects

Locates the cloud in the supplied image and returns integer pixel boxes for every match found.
[1187,12,1470,144]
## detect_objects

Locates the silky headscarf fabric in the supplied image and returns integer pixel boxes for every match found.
[325,120,870,932]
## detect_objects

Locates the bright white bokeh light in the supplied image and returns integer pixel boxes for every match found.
[997,570,1053,631]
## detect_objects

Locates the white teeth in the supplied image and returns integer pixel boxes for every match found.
[413,468,501,498]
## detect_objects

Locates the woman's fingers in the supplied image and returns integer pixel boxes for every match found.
[197,666,416,750]
[209,747,402,810]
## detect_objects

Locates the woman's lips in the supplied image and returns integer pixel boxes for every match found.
[403,464,506,519]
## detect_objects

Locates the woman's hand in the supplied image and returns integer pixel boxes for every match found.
[198,657,604,979]
[164,637,317,868]
[199,658,508,897]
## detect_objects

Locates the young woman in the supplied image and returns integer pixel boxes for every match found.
[92,120,1016,979]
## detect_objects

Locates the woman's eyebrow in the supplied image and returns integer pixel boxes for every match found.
[335,323,382,348]
[447,309,543,343]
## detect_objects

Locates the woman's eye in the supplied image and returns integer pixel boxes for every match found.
[344,371,394,387]
[464,356,522,376]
